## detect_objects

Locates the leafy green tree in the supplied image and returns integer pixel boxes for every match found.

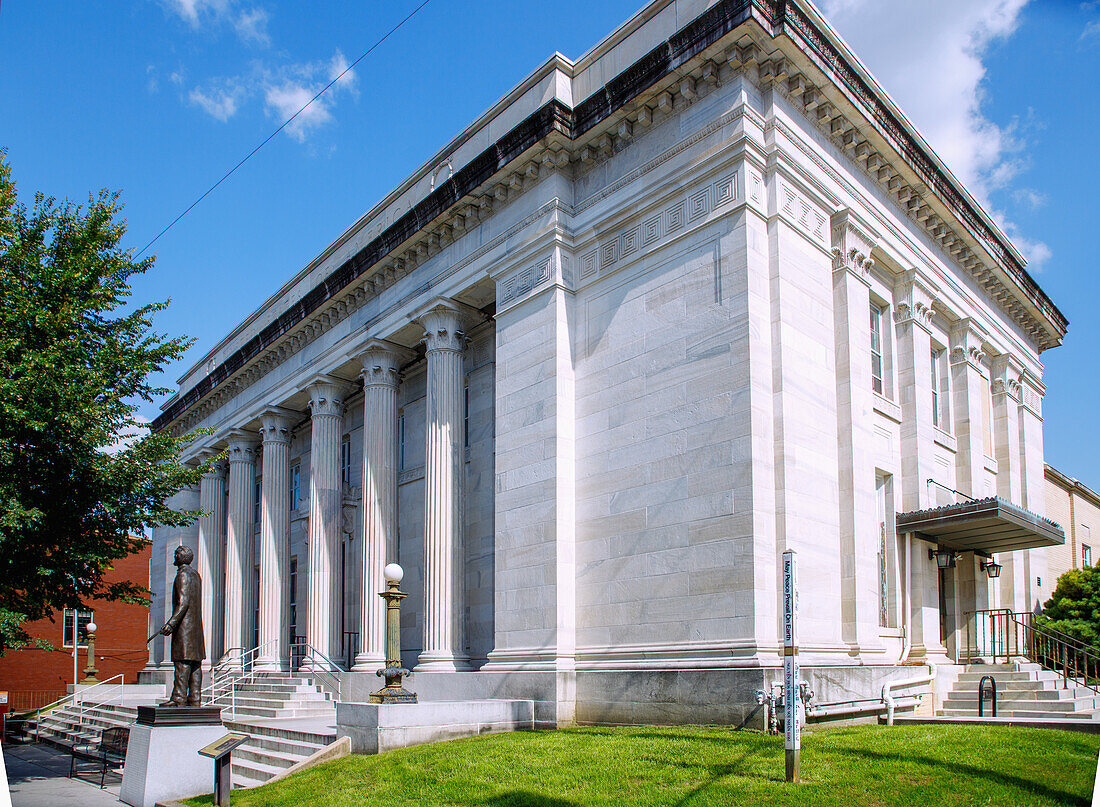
[1036,565,1100,647]
[0,151,209,653]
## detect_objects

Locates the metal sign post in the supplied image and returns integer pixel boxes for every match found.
[782,549,800,783]
[198,732,250,807]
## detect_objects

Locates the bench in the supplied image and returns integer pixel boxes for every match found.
[69,726,130,788]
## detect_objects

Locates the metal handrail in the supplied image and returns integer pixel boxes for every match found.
[74,674,126,726]
[978,675,997,717]
[965,609,1100,695]
[203,640,278,717]
[289,642,343,702]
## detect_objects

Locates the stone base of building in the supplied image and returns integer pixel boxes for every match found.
[336,699,535,754]
[340,664,929,731]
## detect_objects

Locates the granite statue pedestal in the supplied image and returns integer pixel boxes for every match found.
[120,706,224,807]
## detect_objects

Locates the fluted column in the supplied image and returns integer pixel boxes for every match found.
[412,298,478,671]
[197,453,227,667]
[224,432,258,667]
[306,378,347,666]
[258,408,294,671]
[353,339,413,671]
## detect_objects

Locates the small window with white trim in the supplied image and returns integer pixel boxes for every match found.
[63,608,93,648]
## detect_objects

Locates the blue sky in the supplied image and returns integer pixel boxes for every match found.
[1,1,1098,485]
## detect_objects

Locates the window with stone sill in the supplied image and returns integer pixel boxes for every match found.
[341,438,352,486]
[870,303,884,395]
[931,347,950,430]
[290,463,301,511]
[254,479,261,528]
[63,608,92,648]
[397,412,405,471]
[1083,544,1093,568]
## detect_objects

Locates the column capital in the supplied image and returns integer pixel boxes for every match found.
[991,354,1023,402]
[259,407,296,444]
[409,297,482,353]
[224,429,260,462]
[949,319,988,369]
[893,269,936,331]
[355,338,415,389]
[199,452,227,479]
[307,375,350,419]
[830,208,877,282]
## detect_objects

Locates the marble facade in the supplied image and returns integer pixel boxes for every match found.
[146,0,1067,725]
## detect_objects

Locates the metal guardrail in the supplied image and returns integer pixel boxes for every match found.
[965,609,1100,695]
[290,642,343,702]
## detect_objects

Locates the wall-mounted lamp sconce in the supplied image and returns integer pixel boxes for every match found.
[980,559,1002,579]
[928,547,957,569]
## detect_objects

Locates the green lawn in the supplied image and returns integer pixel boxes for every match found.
[184,724,1100,807]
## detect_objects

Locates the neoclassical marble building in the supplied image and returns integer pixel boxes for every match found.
[147,0,1068,726]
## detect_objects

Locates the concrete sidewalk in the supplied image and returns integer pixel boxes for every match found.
[4,743,123,807]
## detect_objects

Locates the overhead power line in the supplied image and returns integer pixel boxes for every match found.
[136,0,434,258]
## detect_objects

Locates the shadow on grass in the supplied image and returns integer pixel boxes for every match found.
[484,792,581,807]
[838,746,1089,807]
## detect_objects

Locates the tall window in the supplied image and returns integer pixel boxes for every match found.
[254,479,261,528]
[931,348,943,427]
[341,438,352,485]
[63,608,93,648]
[980,374,993,457]
[870,303,884,395]
[397,412,405,471]
[252,566,260,650]
[290,464,300,511]
[1083,544,1093,568]
[289,557,298,642]
[464,382,470,449]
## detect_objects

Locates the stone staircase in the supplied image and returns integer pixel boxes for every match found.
[941,662,1100,719]
[209,672,337,720]
[33,673,338,788]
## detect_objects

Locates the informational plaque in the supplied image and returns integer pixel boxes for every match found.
[782,549,800,783]
[0,691,8,704]
[198,733,249,760]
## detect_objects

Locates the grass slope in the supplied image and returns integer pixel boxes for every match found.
[185,724,1100,807]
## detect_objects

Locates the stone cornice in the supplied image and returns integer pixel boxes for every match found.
[153,0,1065,435]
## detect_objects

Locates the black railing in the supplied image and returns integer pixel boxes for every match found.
[978,675,997,717]
[965,609,1100,695]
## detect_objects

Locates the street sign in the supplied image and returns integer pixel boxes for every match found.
[782,549,800,783]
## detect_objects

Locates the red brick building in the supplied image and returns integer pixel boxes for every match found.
[0,544,151,711]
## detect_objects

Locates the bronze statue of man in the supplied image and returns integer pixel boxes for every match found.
[160,544,206,706]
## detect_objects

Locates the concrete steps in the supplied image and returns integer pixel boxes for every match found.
[939,662,1100,720]
[223,718,337,788]
[35,673,338,789]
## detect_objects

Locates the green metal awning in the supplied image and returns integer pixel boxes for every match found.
[896,497,1064,553]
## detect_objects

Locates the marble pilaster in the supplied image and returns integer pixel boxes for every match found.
[830,211,879,650]
[305,377,348,666]
[991,355,1026,611]
[411,298,479,671]
[197,454,227,667]
[224,432,258,666]
[949,319,989,499]
[353,339,413,671]
[258,408,294,671]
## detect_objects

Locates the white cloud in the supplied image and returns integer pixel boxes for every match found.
[1012,188,1048,210]
[234,7,270,46]
[164,0,268,46]
[146,64,159,93]
[818,0,1052,267]
[188,84,243,121]
[163,0,231,26]
[262,49,357,142]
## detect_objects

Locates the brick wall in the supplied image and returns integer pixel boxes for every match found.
[0,543,150,710]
